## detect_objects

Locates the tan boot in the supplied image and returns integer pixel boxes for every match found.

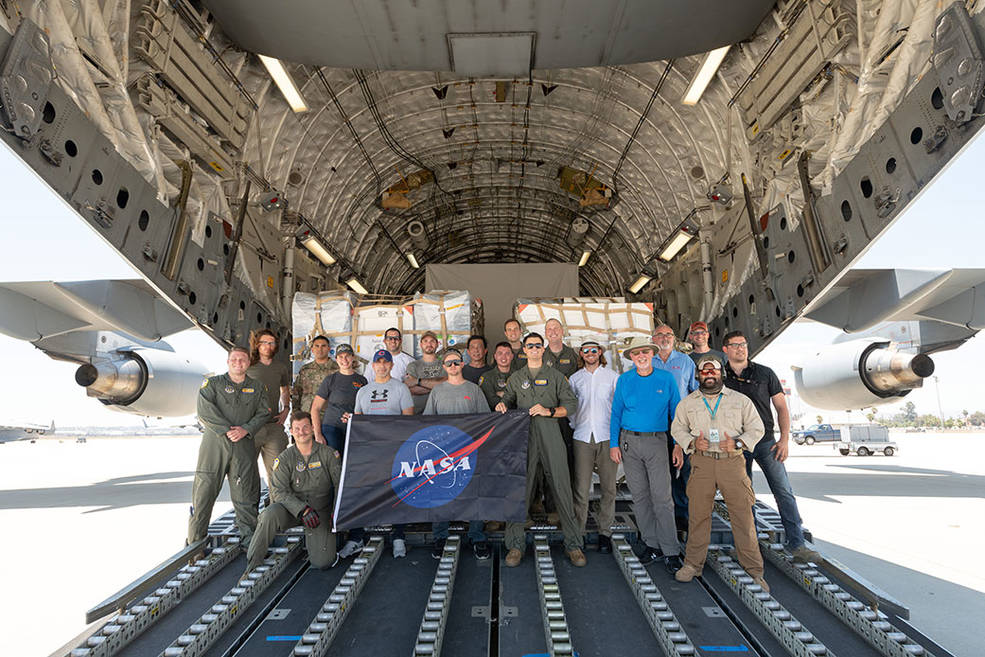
[505,548,524,567]
[674,562,702,582]
[752,576,770,593]
[567,548,587,567]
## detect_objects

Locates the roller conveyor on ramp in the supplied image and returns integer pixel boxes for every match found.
[60,507,956,657]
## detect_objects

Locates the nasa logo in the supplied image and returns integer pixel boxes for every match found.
[388,424,493,508]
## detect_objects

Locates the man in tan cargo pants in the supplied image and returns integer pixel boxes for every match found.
[670,354,769,592]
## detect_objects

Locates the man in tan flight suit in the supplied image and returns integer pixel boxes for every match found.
[670,355,769,591]
[496,332,586,568]
[189,346,271,547]
[245,411,342,572]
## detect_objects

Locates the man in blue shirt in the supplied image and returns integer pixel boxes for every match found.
[652,323,697,534]
[610,336,683,572]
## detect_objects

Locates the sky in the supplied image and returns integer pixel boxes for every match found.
[1,130,984,427]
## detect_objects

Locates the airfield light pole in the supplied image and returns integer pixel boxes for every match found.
[934,376,946,430]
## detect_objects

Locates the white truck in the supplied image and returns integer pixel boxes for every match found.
[835,424,897,456]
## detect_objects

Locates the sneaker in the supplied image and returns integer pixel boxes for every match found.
[393,538,407,558]
[338,539,363,559]
[663,554,684,574]
[505,548,524,567]
[473,541,491,560]
[674,563,702,582]
[752,576,770,593]
[431,538,446,560]
[638,545,663,565]
[567,548,587,567]
[597,535,613,554]
[790,545,822,564]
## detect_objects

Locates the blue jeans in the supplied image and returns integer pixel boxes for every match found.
[433,520,486,544]
[321,424,345,452]
[744,437,805,548]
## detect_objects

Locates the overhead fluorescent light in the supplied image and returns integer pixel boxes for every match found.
[628,274,653,294]
[681,45,730,106]
[346,277,368,295]
[657,214,700,262]
[406,252,420,269]
[298,232,336,266]
[258,54,308,113]
[578,250,592,267]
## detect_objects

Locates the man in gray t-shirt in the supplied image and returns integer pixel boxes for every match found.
[404,331,447,414]
[342,349,415,560]
[425,349,492,560]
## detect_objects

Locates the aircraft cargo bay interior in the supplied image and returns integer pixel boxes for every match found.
[1,1,984,656]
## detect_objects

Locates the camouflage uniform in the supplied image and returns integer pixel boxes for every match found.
[246,442,342,571]
[188,374,271,546]
[291,360,339,413]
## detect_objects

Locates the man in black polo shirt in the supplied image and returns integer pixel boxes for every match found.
[721,330,821,563]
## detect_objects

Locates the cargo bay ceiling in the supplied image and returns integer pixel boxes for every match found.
[3,0,983,351]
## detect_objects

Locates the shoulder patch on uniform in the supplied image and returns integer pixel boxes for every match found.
[478,376,485,385]
[200,378,209,389]
[534,379,548,386]
[272,457,280,471]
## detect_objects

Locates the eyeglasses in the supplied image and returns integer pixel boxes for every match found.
[524,343,544,349]
[691,329,708,335]
[725,342,748,349]
[443,360,463,367]
[581,348,600,354]
[699,366,721,374]
[654,333,674,339]
[258,340,277,346]
[384,335,400,341]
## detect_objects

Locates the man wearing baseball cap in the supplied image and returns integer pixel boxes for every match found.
[687,321,725,369]
[610,335,684,571]
[338,348,415,560]
[670,354,768,591]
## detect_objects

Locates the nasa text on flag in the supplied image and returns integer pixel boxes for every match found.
[332,410,530,529]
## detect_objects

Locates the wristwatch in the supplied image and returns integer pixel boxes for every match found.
[549,407,556,417]
[735,439,744,450]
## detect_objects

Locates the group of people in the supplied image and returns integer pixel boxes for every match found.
[187,319,820,590]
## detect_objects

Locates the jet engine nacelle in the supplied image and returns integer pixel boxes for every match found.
[74,349,206,417]
[792,340,935,410]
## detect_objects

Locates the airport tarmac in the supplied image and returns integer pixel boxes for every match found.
[0,431,981,657]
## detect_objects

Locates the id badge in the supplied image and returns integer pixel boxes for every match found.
[709,428,720,446]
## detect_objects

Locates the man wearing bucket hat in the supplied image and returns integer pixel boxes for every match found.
[670,354,769,591]
[610,335,684,572]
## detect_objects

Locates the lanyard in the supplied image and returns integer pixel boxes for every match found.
[702,393,722,419]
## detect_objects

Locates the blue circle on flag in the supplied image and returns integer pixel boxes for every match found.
[390,424,477,508]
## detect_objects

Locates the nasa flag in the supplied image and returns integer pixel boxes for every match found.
[332,411,530,529]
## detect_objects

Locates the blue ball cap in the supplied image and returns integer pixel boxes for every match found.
[373,349,393,362]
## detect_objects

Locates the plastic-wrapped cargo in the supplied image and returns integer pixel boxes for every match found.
[514,298,655,372]
[291,291,356,376]
[292,290,483,370]
[408,291,484,356]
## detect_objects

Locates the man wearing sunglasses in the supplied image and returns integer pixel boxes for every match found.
[567,341,619,553]
[496,333,585,568]
[686,321,725,369]
[721,330,821,563]
[670,355,769,591]
[425,349,492,560]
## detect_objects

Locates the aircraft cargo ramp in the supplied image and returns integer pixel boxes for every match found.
[58,501,952,657]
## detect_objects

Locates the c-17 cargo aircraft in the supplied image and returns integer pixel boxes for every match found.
[1,1,981,656]
[0,418,53,443]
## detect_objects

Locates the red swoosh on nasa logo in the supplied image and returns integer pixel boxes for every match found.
[389,426,496,505]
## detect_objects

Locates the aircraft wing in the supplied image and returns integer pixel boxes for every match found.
[0,280,192,343]
[803,269,985,333]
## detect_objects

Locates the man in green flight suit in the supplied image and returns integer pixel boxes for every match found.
[245,410,343,572]
[188,346,272,547]
[495,332,586,568]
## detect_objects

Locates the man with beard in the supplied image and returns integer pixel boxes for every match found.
[670,355,768,591]
[686,321,726,369]
[248,329,291,487]
[404,331,447,414]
